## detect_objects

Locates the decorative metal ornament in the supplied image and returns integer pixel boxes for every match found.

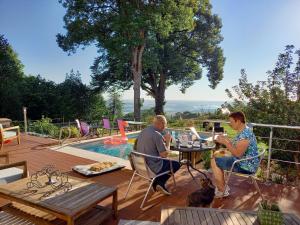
[26,165,72,199]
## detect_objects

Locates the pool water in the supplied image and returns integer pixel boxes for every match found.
[73,130,210,160]
[73,133,139,159]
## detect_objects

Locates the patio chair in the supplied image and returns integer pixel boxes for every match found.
[125,151,177,209]
[0,124,20,151]
[224,148,266,200]
[102,118,119,136]
[75,119,100,139]
[0,159,28,184]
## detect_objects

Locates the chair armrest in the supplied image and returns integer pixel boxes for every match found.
[3,126,20,132]
[230,149,266,172]
[0,152,9,164]
[0,161,28,178]
[131,151,176,172]
[132,151,171,161]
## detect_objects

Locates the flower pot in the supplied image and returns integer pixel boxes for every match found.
[258,203,283,225]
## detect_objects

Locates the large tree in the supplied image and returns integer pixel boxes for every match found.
[92,0,225,114]
[57,0,197,120]
[0,35,25,119]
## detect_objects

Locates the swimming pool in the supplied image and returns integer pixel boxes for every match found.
[73,133,139,160]
[73,130,210,160]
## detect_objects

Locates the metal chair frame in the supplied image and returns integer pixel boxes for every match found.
[224,148,266,200]
[125,151,177,209]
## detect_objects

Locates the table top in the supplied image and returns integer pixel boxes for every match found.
[161,206,300,225]
[174,144,216,152]
[126,121,146,125]
[0,175,116,218]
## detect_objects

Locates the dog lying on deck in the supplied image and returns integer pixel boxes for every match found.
[187,177,215,207]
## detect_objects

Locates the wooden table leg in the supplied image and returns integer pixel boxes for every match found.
[67,216,75,225]
[112,190,118,219]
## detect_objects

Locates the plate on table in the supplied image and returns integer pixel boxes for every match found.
[213,149,232,158]
[73,161,125,177]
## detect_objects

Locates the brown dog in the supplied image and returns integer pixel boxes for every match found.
[187,177,215,207]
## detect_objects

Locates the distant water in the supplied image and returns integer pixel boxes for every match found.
[123,99,224,114]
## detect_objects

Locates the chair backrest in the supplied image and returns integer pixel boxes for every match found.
[214,127,224,133]
[130,151,155,178]
[75,119,90,136]
[214,122,221,128]
[102,118,111,129]
[75,119,80,130]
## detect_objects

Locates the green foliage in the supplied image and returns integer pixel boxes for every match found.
[260,200,281,212]
[107,90,123,121]
[0,35,25,119]
[61,125,80,139]
[31,118,60,137]
[202,151,211,170]
[225,45,300,181]
[57,0,224,115]
[272,174,284,184]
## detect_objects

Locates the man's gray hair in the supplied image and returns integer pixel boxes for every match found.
[153,115,167,125]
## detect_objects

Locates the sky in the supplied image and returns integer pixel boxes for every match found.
[1,0,300,101]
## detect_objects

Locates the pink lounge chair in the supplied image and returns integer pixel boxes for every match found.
[75,119,92,139]
[102,118,119,136]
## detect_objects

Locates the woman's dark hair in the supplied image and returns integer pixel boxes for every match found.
[229,111,246,124]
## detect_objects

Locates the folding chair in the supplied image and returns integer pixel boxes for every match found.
[102,118,119,136]
[125,151,176,208]
[224,148,266,200]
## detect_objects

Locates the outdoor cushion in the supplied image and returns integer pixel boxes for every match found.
[80,122,90,136]
[3,131,17,139]
[0,167,23,184]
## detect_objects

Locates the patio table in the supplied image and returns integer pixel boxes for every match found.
[174,143,215,184]
[161,206,300,225]
[126,121,146,130]
[0,175,118,225]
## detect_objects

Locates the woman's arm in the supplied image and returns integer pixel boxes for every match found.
[216,136,249,158]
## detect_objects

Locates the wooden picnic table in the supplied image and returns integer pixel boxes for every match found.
[161,206,300,225]
[0,175,118,225]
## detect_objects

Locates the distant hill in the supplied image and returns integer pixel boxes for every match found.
[122,99,224,114]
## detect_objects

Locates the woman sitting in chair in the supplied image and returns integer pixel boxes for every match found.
[211,111,259,198]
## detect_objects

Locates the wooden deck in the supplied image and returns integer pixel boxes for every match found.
[1,134,300,225]
[161,206,300,225]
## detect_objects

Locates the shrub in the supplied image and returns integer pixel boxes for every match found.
[31,118,59,138]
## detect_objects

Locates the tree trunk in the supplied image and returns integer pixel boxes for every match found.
[154,73,166,115]
[131,44,145,121]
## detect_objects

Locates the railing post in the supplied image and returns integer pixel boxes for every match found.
[23,107,27,134]
[266,127,273,180]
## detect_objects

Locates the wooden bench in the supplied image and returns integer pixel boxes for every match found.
[1,203,112,225]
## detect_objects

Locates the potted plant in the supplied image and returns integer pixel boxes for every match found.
[258,200,283,225]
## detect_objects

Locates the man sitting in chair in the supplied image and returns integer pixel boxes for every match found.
[136,115,181,195]
[211,111,259,198]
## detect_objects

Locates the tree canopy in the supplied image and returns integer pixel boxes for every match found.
[0,35,25,119]
[57,0,221,117]
[0,35,108,121]
[90,0,225,114]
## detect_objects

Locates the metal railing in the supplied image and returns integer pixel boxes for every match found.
[202,120,300,182]
[11,118,300,183]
